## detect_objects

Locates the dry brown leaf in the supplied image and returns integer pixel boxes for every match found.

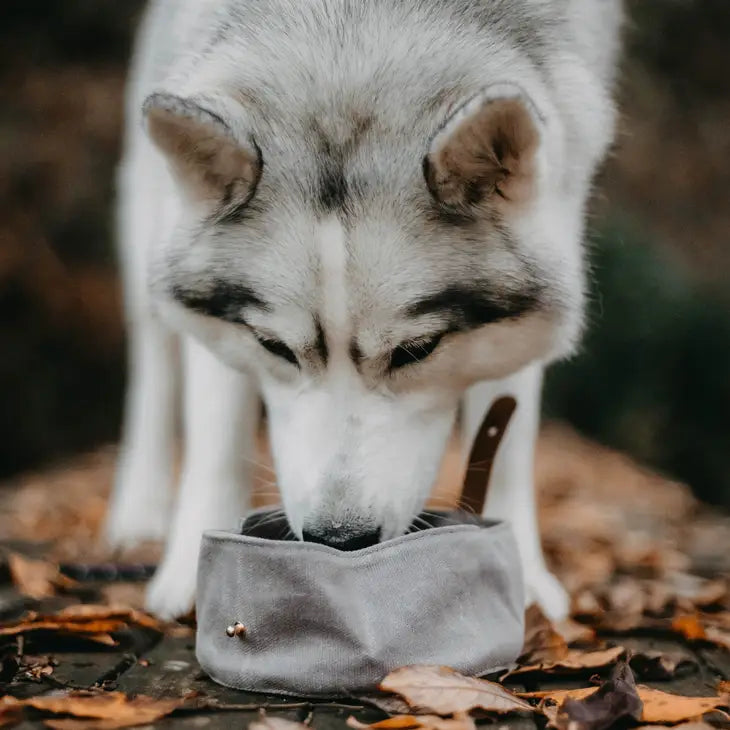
[672,614,707,640]
[636,722,716,730]
[100,583,146,610]
[0,614,122,646]
[522,684,729,725]
[555,660,643,730]
[44,720,164,730]
[637,687,727,724]
[520,688,599,705]
[520,604,570,664]
[554,618,596,645]
[53,604,163,631]
[0,696,22,729]
[629,650,695,680]
[704,625,730,651]
[571,591,604,620]
[7,553,79,599]
[507,646,625,677]
[0,604,165,646]
[2,691,183,729]
[249,715,311,730]
[379,666,533,716]
[348,713,476,730]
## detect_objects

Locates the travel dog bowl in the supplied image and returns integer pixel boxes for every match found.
[195,398,525,697]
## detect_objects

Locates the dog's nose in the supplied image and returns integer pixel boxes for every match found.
[302,526,382,551]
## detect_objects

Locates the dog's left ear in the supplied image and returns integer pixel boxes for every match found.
[143,93,262,210]
[424,84,543,210]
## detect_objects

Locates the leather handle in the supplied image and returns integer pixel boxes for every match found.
[460,396,517,515]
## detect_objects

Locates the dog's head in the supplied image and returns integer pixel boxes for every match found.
[142,74,599,547]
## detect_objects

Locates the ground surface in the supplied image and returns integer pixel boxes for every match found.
[1,427,730,728]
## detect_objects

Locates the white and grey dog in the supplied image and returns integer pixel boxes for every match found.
[107,0,623,619]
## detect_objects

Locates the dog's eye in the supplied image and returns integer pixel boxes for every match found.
[258,337,299,367]
[389,335,443,370]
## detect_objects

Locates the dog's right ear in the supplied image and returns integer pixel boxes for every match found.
[424,84,543,213]
[143,93,262,211]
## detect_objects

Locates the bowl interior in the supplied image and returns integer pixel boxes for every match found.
[239,509,489,548]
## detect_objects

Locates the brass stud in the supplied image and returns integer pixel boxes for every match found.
[225,622,247,639]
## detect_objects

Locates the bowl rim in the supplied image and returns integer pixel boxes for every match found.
[202,508,512,561]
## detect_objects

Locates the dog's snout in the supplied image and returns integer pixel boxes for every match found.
[302,525,382,551]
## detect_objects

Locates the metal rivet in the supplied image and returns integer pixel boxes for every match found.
[487,426,499,438]
[225,622,247,639]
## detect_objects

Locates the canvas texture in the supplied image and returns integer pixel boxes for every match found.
[195,509,525,697]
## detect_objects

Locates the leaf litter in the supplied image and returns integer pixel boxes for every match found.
[0,604,166,647]
[2,427,730,727]
[379,666,533,716]
[0,691,184,729]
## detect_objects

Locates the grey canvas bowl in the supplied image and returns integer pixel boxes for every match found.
[195,509,525,697]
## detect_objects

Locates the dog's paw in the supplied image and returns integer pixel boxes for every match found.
[524,568,570,620]
[145,549,198,620]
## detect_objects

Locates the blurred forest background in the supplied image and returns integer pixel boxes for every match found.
[1,1,729,505]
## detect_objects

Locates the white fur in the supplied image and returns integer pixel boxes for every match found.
[109,0,623,619]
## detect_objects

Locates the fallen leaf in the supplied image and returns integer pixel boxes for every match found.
[554,618,596,645]
[0,604,164,646]
[21,654,57,682]
[520,688,599,703]
[524,680,729,726]
[0,696,22,729]
[520,604,569,664]
[2,691,183,729]
[704,625,730,651]
[507,646,625,677]
[670,574,728,609]
[7,553,79,599]
[638,687,728,724]
[639,724,717,730]
[53,604,163,631]
[44,721,162,730]
[348,713,476,730]
[348,718,427,730]
[672,614,707,640]
[379,666,533,716]
[100,583,147,611]
[629,650,696,680]
[571,591,604,620]
[358,694,414,716]
[249,715,311,730]
[555,660,643,730]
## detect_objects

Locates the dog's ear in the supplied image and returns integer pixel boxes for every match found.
[424,85,543,211]
[143,93,262,210]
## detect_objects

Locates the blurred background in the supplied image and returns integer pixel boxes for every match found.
[1,0,729,506]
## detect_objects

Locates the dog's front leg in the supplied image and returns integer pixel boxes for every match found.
[462,363,568,619]
[146,337,258,619]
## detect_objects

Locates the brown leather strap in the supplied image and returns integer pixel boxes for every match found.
[460,396,517,515]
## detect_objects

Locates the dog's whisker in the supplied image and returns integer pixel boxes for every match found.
[240,454,277,473]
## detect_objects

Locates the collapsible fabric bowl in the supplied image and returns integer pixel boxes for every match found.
[196,398,525,697]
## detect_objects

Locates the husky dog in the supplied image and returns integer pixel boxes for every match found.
[107,0,623,619]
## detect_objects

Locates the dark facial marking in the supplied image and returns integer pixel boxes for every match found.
[171,280,268,323]
[407,285,542,330]
[318,157,349,211]
[389,334,444,371]
[256,336,299,367]
[349,340,364,366]
[315,320,329,364]
[311,115,373,212]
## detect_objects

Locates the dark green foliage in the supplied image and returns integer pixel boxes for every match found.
[544,219,730,505]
